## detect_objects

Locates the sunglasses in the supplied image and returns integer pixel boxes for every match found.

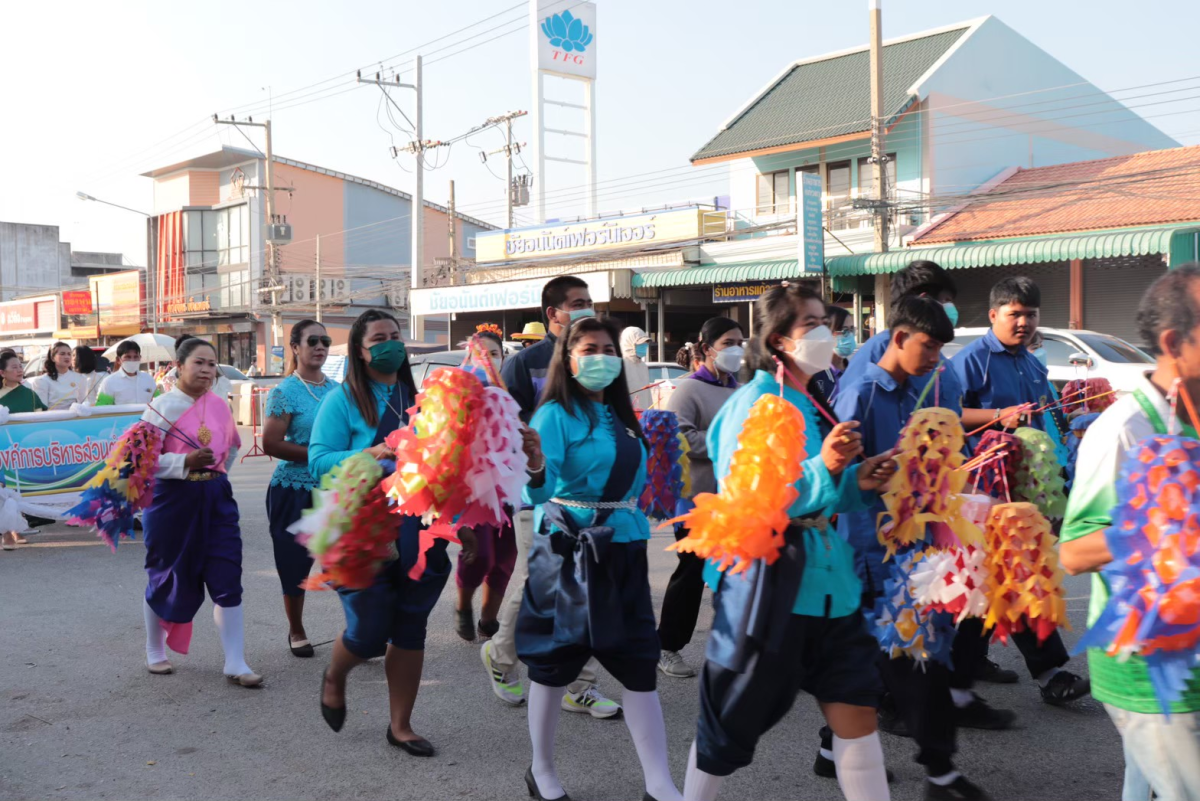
[306,335,333,348]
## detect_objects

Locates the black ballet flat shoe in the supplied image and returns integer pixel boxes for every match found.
[478,618,500,638]
[320,671,346,733]
[386,726,434,757]
[289,632,315,658]
[525,766,570,801]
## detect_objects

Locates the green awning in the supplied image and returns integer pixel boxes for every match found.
[632,259,805,288]
[827,226,1200,276]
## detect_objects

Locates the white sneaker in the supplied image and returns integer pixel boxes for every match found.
[480,641,525,706]
[561,686,622,719]
[658,649,697,678]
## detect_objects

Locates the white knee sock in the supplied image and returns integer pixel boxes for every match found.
[213,604,253,676]
[683,741,723,801]
[623,690,682,801]
[528,682,565,799]
[833,732,890,801]
[143,599,167,665]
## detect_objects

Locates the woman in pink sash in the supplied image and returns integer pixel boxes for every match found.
[139,338,261,687]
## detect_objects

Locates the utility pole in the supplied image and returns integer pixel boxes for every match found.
[868,0,891,333]
[480,110,528,228]
[358,59,446,341]
[214,114,283,371]
[448,180,457,264]
[315,234,322,323]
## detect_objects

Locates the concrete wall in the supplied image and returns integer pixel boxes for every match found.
[0,222,68,302]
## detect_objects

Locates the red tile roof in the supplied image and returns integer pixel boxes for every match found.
[913,146,1200,244]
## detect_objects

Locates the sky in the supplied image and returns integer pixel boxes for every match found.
[2,0,1198,272]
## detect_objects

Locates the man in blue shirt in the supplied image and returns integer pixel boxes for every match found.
[831,296,998,801]
[949,276,1091,708]
[482,276,625,720]
[838,259,963,411]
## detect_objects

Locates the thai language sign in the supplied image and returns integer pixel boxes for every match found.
[0,410,141,496]
[712,281,775,304]
[409,272,611,316]
[474,208,716,263]
[799,171,825,273]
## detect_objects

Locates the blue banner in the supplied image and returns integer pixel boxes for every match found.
[0,411,141,496]
[800,171,825,273]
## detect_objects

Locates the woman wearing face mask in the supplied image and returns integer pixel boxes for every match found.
[452,324,520,642]
[310,309,450,756]
[655,318,745,680]
[620,325,654,410]
[138,338,260,686]
[518,315,681,801]
[682,282,897,801]
[813,305,856,403]
[262,320,337,657]
[31,342,85,410]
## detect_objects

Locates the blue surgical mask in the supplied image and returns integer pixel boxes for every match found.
[572,354,623,392]
[561,306,595,324]
[1032,347,1047,367]
[834,332,856,358]
[942,301,960,327]
[634,342,650,359]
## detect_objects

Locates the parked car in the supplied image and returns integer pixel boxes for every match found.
[941,327,1152,394]
[646,362,690,384]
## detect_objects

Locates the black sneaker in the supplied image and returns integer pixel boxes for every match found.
[954,695,1016,730]
[878,707,911,738]
[1040,671,1091,706]
[925,775,992,801]
[973,658,1018,684]
[813,750,896,783]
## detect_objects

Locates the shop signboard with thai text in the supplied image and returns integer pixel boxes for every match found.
[62,291,94,315]
[712,281,776,304]
[475,208,720,264]
[409,272,611,316]
[799,171,825,273]
[0,296,58,336]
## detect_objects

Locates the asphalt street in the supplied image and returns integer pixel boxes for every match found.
[2,437,1122,801]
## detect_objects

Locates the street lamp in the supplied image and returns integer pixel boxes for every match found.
[75,190,155,333]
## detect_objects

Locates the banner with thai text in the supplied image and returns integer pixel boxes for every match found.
[0,408,142,496]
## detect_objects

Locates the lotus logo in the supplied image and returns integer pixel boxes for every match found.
[541,9,593,53]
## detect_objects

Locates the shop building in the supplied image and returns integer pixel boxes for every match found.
[0,294,61,355]
[143,146,494,371]
[0,221,125,303]
[828,146,1200,345]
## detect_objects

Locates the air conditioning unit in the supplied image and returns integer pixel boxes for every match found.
[266,223,293,244]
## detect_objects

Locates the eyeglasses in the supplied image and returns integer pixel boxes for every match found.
[306,335,333,348]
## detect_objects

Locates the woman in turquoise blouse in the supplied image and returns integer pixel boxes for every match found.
[684,283,897,801]
[263,319,337,657]
[516,316,681,801]
[310,309,449,758]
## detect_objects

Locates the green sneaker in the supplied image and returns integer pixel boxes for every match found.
[480,641,525,706]
[561,686,622,719]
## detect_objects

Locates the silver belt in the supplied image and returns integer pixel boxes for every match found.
[552,498,637,511]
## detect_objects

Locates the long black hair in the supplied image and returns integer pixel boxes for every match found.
[344,309,417,428]
[287,319,324,376]
[73,345,97,375]
[43,341,70,381]
[538,316,644,442]
[743,282,837,426]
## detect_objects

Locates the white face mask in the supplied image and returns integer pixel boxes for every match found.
[713,345,744,374]
[121,359,141,375]
[784,325,835,376]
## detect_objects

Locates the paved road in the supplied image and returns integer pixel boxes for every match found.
[2,441,1122,801]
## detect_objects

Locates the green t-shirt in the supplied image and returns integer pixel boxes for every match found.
[1060,377,1200,713]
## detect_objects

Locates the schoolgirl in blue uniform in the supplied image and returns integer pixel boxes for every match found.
[310,309,450,757]
[683,283,896,801]
[516,315,681,801]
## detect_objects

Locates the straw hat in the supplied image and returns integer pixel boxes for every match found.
[512,322,547,342]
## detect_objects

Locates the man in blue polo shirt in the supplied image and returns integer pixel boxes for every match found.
[839,260,963,410]
[480,275,624,720]
[949,276,1090,708]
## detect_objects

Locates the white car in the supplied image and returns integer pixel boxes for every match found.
[942,327,1153,394]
